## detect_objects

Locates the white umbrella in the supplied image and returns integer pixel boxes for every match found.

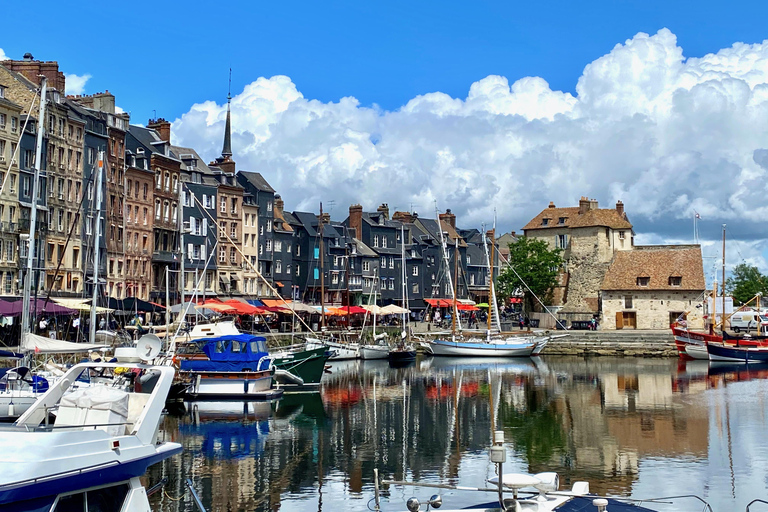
[381,304,410,315]
[363,304,386,315]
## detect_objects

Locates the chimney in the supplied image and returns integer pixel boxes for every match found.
[274,194,284,217]
[147,118,171,144]
[349,204,363,240]
[318,212,331,225]
[511,231,517,237]
[439,208,456,229]
[578,196,590,215]
[548,201,556,208]
[589,198,599,210]
[616,200,624,217]
[4,54,66,92]
[377,203,389,220]
[392,211,414,224]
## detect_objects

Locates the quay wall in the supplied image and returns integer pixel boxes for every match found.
[259,328,677,357]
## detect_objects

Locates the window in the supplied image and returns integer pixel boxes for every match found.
[389,257,394,269]
[231,223,237,238]
[373,235,379,247]
[388,278,395,290]
[275,260,282,273]
[541,218,549,226]
[155,199,161,220]
[619,231,626,240]
[230,247,236,263]
[381,256,386,267]
[219,247,226,263]
[624,295,633,309]
[0,113,5,129]
[143,183,148,200]
[296,266,300,276]
[669,276,682,286]
[557,234,568,249]
[382,236,387,248]
[22,176,30,197]
[558,217,566,225]
[363,261,370,271]
[172,175,178,193]
[267,201,273,212]
[332,273,339,284]
[221,197,226,213]
[4,241,12,261]
[155,171,161,189]
[412,266,418,276]
[266,239,272,252]
[164,172,170,191]
[636,277,650,287]
[274,240,282,252]
[172,202,178,223]
[4,272,11,294]
[11,117,18,133]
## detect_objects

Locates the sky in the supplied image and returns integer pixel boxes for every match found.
[3,0,768,280]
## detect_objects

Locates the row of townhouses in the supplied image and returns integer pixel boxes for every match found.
[0,54,501,310]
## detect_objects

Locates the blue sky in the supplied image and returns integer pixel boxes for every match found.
[4,0,768,275]
[2,0,767,123]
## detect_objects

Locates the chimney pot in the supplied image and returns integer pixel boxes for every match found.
[616,200,624,216]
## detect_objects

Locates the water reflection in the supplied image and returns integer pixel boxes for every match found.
[148,356,768,512]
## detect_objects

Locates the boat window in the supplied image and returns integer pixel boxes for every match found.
[231,341,244,353]
[215,340,228,353]
[250,341,266,353]
[86,483,130,512]
[53,492,84,512]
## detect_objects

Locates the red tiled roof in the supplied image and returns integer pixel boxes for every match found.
[601,246,705,291]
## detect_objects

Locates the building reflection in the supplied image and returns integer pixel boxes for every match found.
[147,356,768,512]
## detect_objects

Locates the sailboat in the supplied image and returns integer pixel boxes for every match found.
[424,220,543,357]
[359,269,390,360]
[388,225,416,365]
[671,225,768,361]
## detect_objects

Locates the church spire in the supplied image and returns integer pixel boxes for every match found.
[221,68,233,159]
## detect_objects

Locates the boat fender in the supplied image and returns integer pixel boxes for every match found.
[7,401,13,417]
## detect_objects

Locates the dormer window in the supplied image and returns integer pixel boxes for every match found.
[558,217,566,225]
[0,86,5,99]
[541,218,549,226]
[669,276,682,287]
[637,277,650,287]
[619,231,626,239]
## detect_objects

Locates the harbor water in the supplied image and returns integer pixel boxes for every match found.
[148,356,768,511]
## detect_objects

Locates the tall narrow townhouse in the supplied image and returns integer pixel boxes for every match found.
[66,102,108,300]
[208,98,243,297]
[172,146,218,301]
[143,119,181,306]
[0,84,23,296]
[124,127,156,301]
[71,92,128,299]
[0,60,53,301]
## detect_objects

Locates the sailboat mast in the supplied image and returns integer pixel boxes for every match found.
[319,203,325,330]
[722,224,726,310]
[453,240,459,334]
[89,152,104,343]
[20,77,48,341]
[400,224,408,337]
[487,228,495,331]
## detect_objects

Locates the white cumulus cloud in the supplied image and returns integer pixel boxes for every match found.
[0,48,7,61]
[65,73,91,95]
[172,28,768,272]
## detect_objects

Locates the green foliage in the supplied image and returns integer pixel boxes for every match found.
[726,263,768,305]
[497,237,563,312]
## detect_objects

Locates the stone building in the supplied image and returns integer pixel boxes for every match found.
[0,86,23,295]
[600,245,705,330]
[241,195,259,296]
[523,197,633,321]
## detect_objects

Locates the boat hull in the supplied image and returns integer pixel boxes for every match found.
[181,370,275,398]
[272,346,332,387]
[306,338,359,360]
[360,345,390,360]
[707,343,768,363]
[0,395,38,421]
[428,338,536,357]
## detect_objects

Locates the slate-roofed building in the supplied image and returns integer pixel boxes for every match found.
[600,245,705,330]
[413,210,469,304]
[270,195,294,298]
[523,196,634,320]
[236,170,276,296]
[172,146,218,301]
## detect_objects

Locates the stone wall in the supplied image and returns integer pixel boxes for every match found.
[602,290,705,330]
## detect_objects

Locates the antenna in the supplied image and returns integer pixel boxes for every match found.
[227,68,232,102]
[327,199,335,213]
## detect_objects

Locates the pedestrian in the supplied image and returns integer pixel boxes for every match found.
[434,309,441,325]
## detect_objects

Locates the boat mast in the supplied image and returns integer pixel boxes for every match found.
[319,203,325,330]
[487,227,495,331]
[345,229,350,329]
[722,224,726,326]
[435,204,457,331]
[453,239,459,334]
[21,77,47,342]
[400,224,408,340]
[89,151,104,343]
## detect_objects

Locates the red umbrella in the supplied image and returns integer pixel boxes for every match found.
[336,305,367,315]
[223,299,266,315]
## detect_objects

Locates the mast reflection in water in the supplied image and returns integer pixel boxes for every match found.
[148,356,768,511]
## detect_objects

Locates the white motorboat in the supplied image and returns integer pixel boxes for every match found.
[0,352,181,509]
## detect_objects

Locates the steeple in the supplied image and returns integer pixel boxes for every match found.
[221,68,233,160]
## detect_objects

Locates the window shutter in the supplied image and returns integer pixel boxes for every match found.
[202,218,208,236]
[201,244,206,261]
[187,243,193,260]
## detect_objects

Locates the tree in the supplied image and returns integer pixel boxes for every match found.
[496,236,563,313]
[726,263,768,305]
